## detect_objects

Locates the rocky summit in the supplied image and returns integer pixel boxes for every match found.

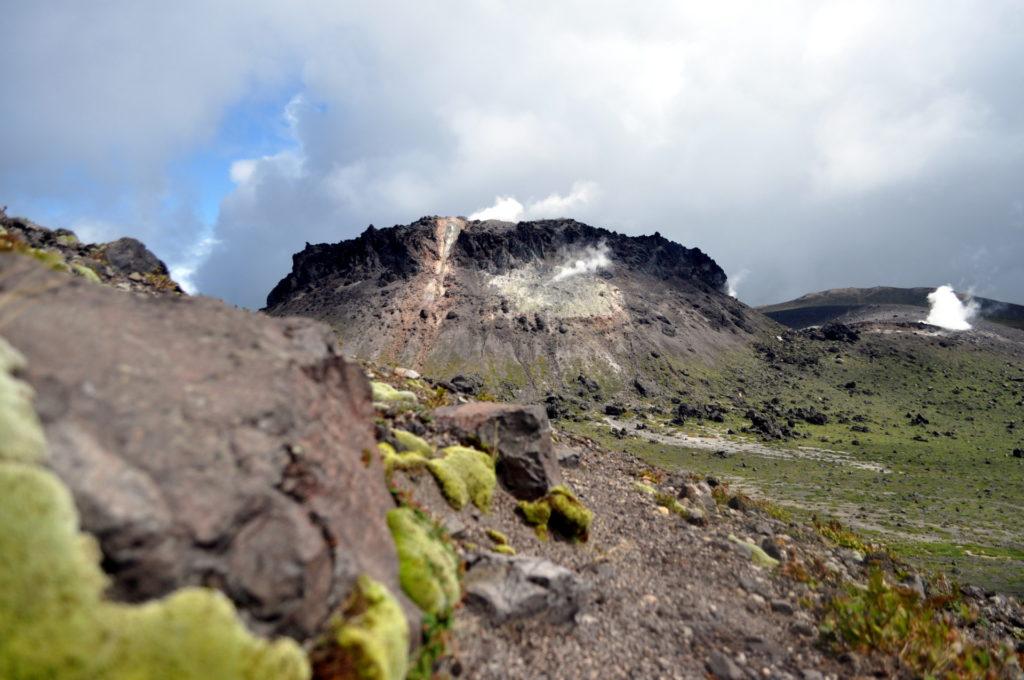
[2,213,1023,680]
[266,217,772,400]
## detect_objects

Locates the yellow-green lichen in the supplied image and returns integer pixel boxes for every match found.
[28,247,68,272]
[517,485,593,542]
[71,263,101,283]
[0,338,46,464]
[0,462,310,680]
[633,481,657,496]
[379,442,429,476]
[392,429,433,457]
[425,446,496,512]
[485,529,508,545]
[728,534,780,569]
[316,576,408,680]
[371,381,418,407]
[492,544,516,555]
[386,508,460,615]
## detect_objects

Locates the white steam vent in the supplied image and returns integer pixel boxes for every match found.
[551,242,611,282]
[925,285,977,330]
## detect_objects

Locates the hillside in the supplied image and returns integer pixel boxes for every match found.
[761,286,1024,331]
[265,217,777,400]
[2,215,1023,679]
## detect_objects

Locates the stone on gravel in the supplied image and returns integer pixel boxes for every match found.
[706,651,745,680]
[463,553,588,624]
[434,402,561,500]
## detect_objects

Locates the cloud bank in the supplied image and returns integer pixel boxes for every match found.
[2,1,1023,309]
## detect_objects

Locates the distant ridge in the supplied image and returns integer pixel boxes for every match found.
[760,286,1024,331]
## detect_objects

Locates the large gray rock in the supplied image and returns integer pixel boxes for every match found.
[434,402,561,500]
[0,254,407,641]
[463,552,588,624]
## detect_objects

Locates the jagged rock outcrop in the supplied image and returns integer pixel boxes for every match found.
[0,209,184,294]
[0,253,406,641]
[266,217,772,400]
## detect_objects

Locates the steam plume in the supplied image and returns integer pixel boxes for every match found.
[727,269,750,298]
[925,285,977,330]
[551,242,611,282]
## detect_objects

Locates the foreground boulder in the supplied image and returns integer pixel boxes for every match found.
[434,402,561,500]
[463,553,587,624]
[0,255,405,640]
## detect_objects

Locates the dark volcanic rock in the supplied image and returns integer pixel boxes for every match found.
[804,322,860,343]
[263,216,766,401]
[434,402,561,500]
[102,237,169,276]
[746,409,790,439]
[789,407,829,426]
[0,254,405,640]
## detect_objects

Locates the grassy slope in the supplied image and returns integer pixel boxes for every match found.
[563,329,1024,593]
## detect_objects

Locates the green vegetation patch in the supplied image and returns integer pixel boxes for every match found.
[386,508,460,615]
[392,429,433,456]
[426,446,496,512]
[517,485,593,542]
[370,381,418,407]
[0,338,46,465]
[379,442,429,477]
[822,570,1019,677]
[0,462,309,680]
[313,576,408,680]
[728,534,780,569]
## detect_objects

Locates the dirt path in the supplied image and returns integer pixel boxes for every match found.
[604,416,892,473]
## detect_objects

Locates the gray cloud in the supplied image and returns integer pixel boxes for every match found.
[3,1,1023,309]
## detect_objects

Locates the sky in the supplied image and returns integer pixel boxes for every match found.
[2,1,1022,309]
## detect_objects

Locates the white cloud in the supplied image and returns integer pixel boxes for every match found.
[2,1,1023,309]
[468,181,599,223]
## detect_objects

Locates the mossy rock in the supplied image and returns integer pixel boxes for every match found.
[517,485,593,542]
[728,534,780,569]
[387,508,460,615]
[426,446,496,512]
[313,576,409,680]
[392,429,433,456]
[0,462,310,680]
[0,337,47,464]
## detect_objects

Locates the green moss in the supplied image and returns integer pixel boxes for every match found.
[70,263,101,284]
[0,462,309,680]
[28,247,68,272]
[728,534,780,569]
[492,544,516,555]
[379,442,429,476]
[633,481,657,496]
[55,233,79,247]
[425,446,496,512]
[370,381,418,406]
[653,492,690,518]
[386,508,460,615]
[326,576,409,680]
[0,338,47,464]
[517,485,593,542]
[392,429,433,456]
[485,529,508,545]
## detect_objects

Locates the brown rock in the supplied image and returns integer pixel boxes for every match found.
[0,254,406,641]
[434,402,561,499]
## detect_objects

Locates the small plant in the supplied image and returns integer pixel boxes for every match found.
[821,569,1017,678]
[815,518,870,553]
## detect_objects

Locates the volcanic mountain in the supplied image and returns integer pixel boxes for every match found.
[265,217,775,399]
[760,286,1024,332]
